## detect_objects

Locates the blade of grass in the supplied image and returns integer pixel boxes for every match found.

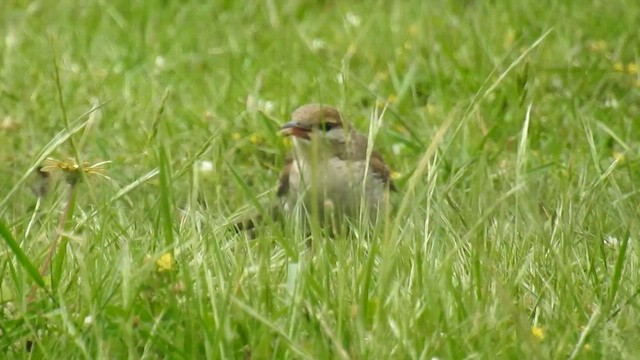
[230,296,312,359]
[608,231,630,309]
[158,142,175,248]
[51,186,79,293]
[0,220,47,292]
[75,168,159,229]
[155,88,175,248]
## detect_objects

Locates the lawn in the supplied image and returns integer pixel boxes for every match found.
[1,0,639,358]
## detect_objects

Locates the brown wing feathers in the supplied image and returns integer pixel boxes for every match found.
[369,151,396,191]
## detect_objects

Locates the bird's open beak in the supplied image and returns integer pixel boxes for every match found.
[279,121,311,139]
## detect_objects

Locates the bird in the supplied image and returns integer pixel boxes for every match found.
[236,103,396,232]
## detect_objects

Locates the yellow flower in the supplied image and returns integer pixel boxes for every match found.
[375,95,397,107]
[350,304,359,318]
[375,71,388,81]
[249,134,262,144]
[626,63,638,75]
[41,158,111,185]
[588,40,607,52]
[347,44,357,56]
[156,252,174,272]
[391,171,402,180]
[613,151,626,164]
[408,24,419,36]
[503,29,516,49]
[584,343,592,351]
[231,132,242,141]
[41,158,109,175]
[613,62,625,72]
[531,326,544,340]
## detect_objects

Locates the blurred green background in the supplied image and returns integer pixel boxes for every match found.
[1,0,639,358]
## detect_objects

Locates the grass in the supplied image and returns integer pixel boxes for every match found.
[1,0,640,358]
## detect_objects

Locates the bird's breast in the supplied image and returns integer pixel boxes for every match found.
[287,157,385,216]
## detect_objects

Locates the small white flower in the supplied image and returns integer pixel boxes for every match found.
[246,95,275,114]
[392,143,405,155]
[604,97,619,109]
[345,12,361,27]
[197,160,214,174]
[311,38,326,51]
[27,2,41,14]
[246,95,258,111]
[155,56,167,70]
[604,235,619,247]
[261,100,275,114]
[83,315,93,327]
[286,262,299,295]
[5,29,18,48]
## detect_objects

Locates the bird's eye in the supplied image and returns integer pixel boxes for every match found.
[318,122,335,132]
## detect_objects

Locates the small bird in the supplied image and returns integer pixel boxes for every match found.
[236,103,396,231]
[279,103,396,226]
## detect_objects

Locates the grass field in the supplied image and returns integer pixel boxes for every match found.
[1,0,640,358]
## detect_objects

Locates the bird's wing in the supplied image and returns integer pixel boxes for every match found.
[344,130,397,192]
[369,151,397,191]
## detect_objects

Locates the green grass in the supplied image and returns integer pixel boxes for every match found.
[1,0,640,358]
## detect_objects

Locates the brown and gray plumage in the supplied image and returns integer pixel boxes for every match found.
[277,104,396,225]
[236,103,396,231]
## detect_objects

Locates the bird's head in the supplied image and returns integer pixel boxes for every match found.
[280,103,347,158]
